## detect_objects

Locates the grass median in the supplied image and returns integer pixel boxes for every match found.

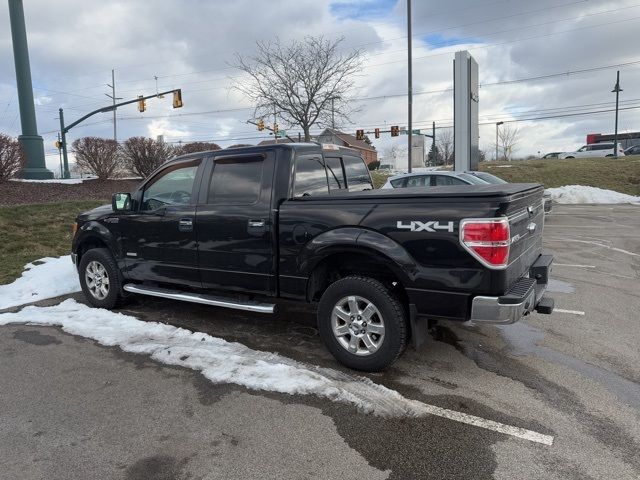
[0,201,103,284]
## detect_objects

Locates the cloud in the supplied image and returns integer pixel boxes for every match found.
[0,0,638,163]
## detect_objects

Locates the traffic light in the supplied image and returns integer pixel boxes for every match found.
[390,125,399,137]
[374,128,380,139]
[257,119,265,131]
[54,140,62,149]
[273,123,279,135]
[137,95,146,113]
[172,89,183,108]
[356,129,364,140]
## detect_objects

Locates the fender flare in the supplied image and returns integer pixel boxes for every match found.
[74,222,120,260]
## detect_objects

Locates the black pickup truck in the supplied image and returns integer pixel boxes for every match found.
[71,143,553,371]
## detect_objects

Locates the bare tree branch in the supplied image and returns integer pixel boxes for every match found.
[0,134,26,180]
[72,137,120,180]
[233,36,364,141]
[497,124,520,161]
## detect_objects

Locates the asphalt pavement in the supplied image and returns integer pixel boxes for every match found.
[0,204,638,479]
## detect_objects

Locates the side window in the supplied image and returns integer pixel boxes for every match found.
[390,178,406,188]
[578,146,587,152]
[142,160,200,211]
[324,156,346,191]
[596,144,611,151]
[405,175,429,187]
[294,155,329,197]
[343,155,372,191]
[208,156,263,205]
[434,175,467,186]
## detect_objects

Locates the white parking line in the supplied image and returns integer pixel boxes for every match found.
[418,404,554,445]
[554,308,585,316]
[554,263,596,268]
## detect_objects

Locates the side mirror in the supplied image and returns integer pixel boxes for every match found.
[112,192,132,212]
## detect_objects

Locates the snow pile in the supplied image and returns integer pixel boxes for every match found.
[546,185,640,204]
[0,256,80,310]
[10,178,89,184]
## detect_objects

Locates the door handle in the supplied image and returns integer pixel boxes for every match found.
[178,217,193,232]
[248,219,265,228]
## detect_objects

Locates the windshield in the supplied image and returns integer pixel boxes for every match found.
[467,172,507,184]
[457,173,491,185]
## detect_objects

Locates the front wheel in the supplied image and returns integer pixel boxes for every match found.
[317,276,408,371]
[79,248,124,309]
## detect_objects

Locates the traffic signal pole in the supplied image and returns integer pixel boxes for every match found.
[58,89,182,178]
[407,0,413,173]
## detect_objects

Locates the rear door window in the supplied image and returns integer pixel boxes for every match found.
[405,175,429,187]
[324,156,346,191]
[343,155,372,191]
[208,156,264,205]
[294,155,329,196]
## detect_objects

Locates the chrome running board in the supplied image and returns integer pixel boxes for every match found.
[123,284,275,314]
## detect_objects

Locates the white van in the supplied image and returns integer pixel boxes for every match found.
[559,143,625,159]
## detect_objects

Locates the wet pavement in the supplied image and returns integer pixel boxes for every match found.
[0,204,639,479]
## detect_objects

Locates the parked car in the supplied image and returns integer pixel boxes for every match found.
[559,143,625,159]
[71,144,553,371]
[541,152,562,159]
[623,145,640,156]
[380,171,488,189]
[383,170,553,213]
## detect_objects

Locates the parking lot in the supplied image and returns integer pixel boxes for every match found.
[0,204,639,480]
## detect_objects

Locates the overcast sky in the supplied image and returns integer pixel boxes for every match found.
[1,0,639,171]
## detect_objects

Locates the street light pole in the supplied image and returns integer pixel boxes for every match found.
[612,70,622,159]
[495,121,503,161]
[407,0,413,173]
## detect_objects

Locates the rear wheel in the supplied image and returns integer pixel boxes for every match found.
[79,248,124,309]
[317,276,408,371]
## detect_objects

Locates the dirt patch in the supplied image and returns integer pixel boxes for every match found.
[0,179,140,205]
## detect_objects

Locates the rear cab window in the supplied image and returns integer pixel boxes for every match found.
[293,155,329,197]
[324,156,346,191]
[342,155,372,191]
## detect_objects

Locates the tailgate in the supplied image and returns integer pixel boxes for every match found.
[502,186,545,291]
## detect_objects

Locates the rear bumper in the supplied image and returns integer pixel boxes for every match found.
[469,254,554,324]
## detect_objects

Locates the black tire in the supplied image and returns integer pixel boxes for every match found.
[317,276,408,372]
[78,248,124,309]
[565,156,575,159]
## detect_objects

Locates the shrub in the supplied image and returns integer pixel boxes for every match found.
[175,142,221,155]
[0,133,26,180]
[367,160,380,171]
[121,137,176,178]
[72,137,120,179]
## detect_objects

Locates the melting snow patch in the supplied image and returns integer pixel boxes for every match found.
[0,256,80,310]
[10,178,89,184]
[0,299,554,445]
[546,185,640,204]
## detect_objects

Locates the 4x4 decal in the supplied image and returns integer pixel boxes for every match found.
[397,220,454,232]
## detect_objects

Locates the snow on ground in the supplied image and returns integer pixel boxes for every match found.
[10,178,90,184]
[0,256,80,310]
[546,185,640,204]
[0,299,553,443]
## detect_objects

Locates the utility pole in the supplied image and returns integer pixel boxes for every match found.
[105,69,122,141]
[8,0,53,179]
[612,70,622,159]
[495,121,503,161]
[57,132,63,178]
[273,105,278,144]
[331,96,335,130]
[407,0,413,173]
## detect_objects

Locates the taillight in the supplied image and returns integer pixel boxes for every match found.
[459,218,510,269]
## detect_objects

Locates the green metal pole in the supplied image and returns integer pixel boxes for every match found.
[59,108,70,178]
[8,0,53,179]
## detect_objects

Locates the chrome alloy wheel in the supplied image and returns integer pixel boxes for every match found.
[331,295,385,356]
[85,260,110,300]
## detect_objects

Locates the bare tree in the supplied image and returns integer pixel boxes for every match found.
[121,137,175,178]
[71,137,120,180]
[383,144,407,170]
[176,142,221,155]
[437,128,454,166]
[497,124,520,161]
[233,36,364,141]
[0,133,26,180]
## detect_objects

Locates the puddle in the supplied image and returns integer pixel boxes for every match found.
[547,278,575,293]
[498,322,640,410]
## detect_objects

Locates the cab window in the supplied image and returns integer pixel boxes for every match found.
[343,155,372,191]
[141,160,200,211]
[208,156,263,205]
[434,175,468,186]
[325,156,346,191]
[405,175,430,187]
[294,155,329,196]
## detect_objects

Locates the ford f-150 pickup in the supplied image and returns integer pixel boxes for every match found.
[71,143,554,371]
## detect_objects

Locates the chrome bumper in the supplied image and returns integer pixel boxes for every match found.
[469,255,553,325]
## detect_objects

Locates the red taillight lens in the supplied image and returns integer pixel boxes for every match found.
[460,218,510,268]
